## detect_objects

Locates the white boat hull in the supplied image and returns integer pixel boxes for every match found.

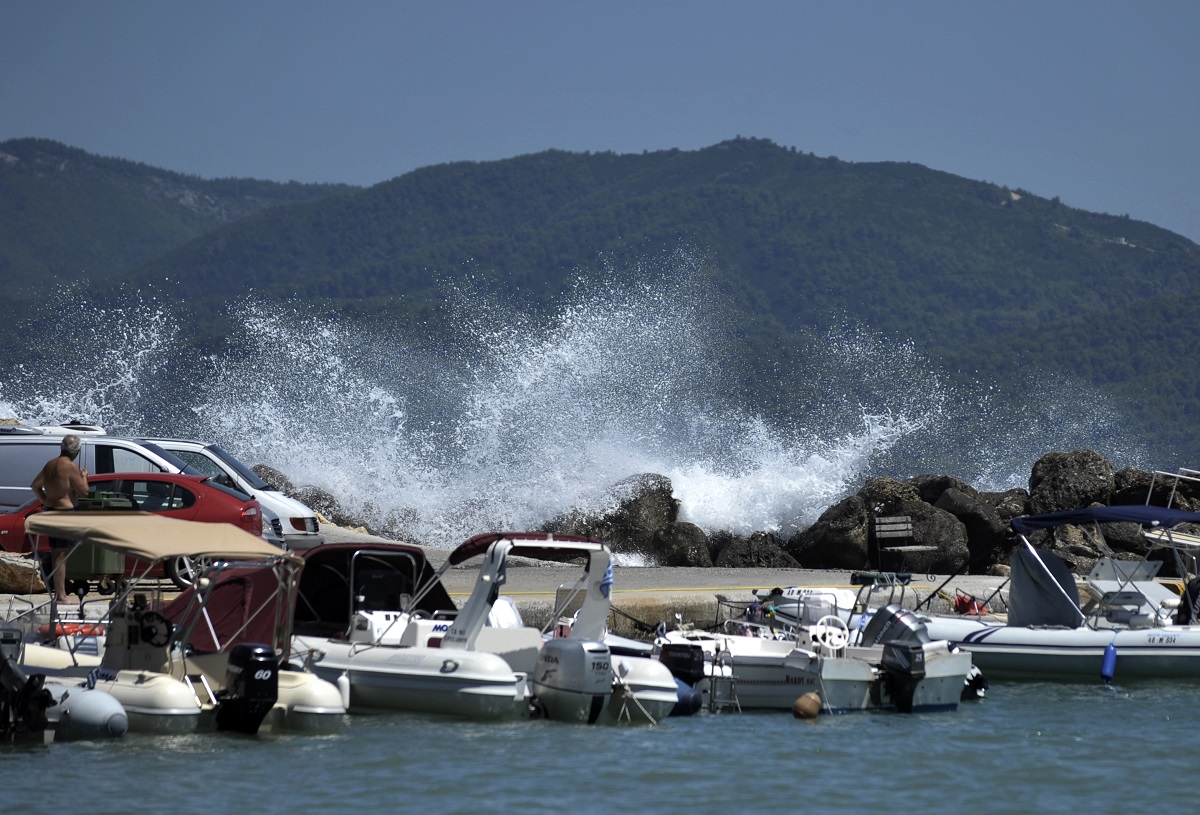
[659,631,970,714]
[302,637,526,720]
[41,680,129,741]
[607,655,681,725]
[922,614,1200,680]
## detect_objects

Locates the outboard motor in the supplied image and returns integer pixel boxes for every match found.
[1,626,52,742]
[879,641,926,713]
[531,638,611,724]
[658,642,706,687]
[860,604,931,647]
[215,643,279,734]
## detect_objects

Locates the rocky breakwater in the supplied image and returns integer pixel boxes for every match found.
[256,450,1200,580]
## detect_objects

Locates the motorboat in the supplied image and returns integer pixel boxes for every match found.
[292,533,680,725]
[11,511,345,734]
[657,586,976,714]
[921,503,1200,682]
[2,625,128,743]
[290,541,529,720]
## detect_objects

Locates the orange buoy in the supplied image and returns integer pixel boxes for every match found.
[791,691,821,719]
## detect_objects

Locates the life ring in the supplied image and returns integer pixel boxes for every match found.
[38,622,106,638]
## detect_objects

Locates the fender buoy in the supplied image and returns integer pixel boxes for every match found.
[792,691,821,719]
[1101,642,1117,684]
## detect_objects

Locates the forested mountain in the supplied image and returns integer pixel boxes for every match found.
[3,137,1198,464]
[0,138,356,291]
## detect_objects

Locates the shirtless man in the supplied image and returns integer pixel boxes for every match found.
[30,435,90,603]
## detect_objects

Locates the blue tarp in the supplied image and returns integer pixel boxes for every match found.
[1011,505,1200,534]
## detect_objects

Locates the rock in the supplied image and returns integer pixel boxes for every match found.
[544,473,679,562]
[934,488,1011,573]
[0,552,47,594]
[1023,522,1105,574]
[907,474,980,506]
[251,464,296,494]
[787,494,869,569]
[653,521,712,567]
[895,500,970,574]
[980,488,1031,523]
[1113,467,1200,511]
[858,477,922,515]
[713,531,798,568]
[291,485,355,528]
[1028,450,1115,514]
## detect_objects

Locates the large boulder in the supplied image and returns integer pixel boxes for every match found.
[252,464,296,494]
[1113,467,1200,511]
[787,494,870,569]
[653,521,713,567]
[544,473,679,562]
[291,484,355,527]
[858,477,922,516]
[934,488,1011,573]
[892,500,970,574]
[1028,450,1116,514]
[1022,522,1108,575]
[0,552,47,594]
[980,488,1031,524]
[714,531,799,568]
[908,474,980,506]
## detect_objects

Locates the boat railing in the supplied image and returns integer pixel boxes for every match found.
[721,618,789,640]
[1146,468,1200,512]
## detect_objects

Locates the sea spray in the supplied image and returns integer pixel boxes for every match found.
[0,256,1148,546]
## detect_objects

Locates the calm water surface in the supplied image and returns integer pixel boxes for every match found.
[5,680,1195,815]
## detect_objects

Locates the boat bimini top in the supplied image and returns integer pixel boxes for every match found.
[27,511,296,564]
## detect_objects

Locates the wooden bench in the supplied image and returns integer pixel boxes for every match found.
[873,516,937,580]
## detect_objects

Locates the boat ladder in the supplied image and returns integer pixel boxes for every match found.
[707,649,740,714]
[185,673,219,706]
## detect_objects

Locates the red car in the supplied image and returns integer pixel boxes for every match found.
[0,472,264,591]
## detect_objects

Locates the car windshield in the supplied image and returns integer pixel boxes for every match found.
[140,442,204,475]
[207,445,272,490]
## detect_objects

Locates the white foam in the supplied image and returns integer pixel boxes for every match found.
[0,255,1147,546]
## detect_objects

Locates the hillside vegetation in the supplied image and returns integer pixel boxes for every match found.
[0,138,356,291]
[3,137,1198,465]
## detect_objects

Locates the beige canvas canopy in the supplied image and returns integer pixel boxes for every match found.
[27,511,298,563]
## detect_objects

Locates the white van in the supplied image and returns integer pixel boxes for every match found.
[0,424,199,512]
[135,438,325,551]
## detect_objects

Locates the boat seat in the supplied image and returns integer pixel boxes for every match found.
[1088,579,1179,611]
[475,627,543,674]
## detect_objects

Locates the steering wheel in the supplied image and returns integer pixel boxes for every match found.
[139,610,174,647]
[812,615,850,651]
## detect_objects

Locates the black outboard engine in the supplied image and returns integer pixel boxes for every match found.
[1,627,52,742]
[860,604,931,647]
[879,641,926,713]
[215,643,279,734]
[861,605,932,713]
[658,643,706,687]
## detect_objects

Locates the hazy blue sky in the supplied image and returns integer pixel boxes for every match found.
[3,1,1197,241]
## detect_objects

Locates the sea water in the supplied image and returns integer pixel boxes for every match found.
[3,679,1194,815]
[0,251,1148,549]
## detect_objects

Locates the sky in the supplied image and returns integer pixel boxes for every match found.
[3,1,1198,242]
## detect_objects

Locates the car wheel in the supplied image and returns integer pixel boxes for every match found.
[166,555,214,589]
